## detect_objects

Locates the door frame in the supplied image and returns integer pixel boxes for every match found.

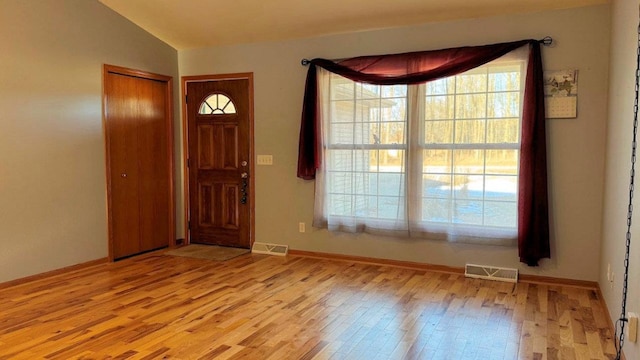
[103,64,176,261]
[181,73,255,246]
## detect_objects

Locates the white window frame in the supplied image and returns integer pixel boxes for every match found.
[316,56,526,244]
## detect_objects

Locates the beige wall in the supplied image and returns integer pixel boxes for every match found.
[0,0,179,283]
[0,1,613,285]
[601,0,640,358]
[180,5,610,281]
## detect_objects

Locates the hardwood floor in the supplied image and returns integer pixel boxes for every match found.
[0,252,617,359]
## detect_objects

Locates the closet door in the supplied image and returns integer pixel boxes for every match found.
[104,65,175,260]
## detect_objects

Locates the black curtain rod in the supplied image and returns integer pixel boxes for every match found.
[301,36,554,66]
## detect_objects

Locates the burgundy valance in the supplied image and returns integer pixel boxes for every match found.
[297,39,550,266]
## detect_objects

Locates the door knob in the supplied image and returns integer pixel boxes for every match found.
[121,173,127,178]
[241,172,248,178]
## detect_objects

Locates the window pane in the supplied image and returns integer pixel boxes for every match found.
[329,150,352,171]
[484,201,517,227]
[335,172,362,196]
[426,77,455,95]
[382,85,407,97]
[198,93,237,115]
[423,150,452,173]
[453,200,483,225]
[423,198,450,223]
[330,75,355,100]
[329,194,352,216]
[354,150,376,172]
[455,94,487,119]
[356,83,380,99]
[353,172,369,194]
[423,174,452,198]
[488,70,520,92]
[330,123,356,144]
[453,175,484,200]
[487,92,520,118]
[224,100,236,113]
[377,173,405,196]
[456,72,487,93]
[354,195,375,217]
[355,100,381,122]
[330,100,355,123]
[378,122,405,144]
[487,118,519,144]
[425,120,453,144]
[381,98,406,122]
[453,150,484,174]
[350,195,405,218]
[329,172,353,195]
[425,95,455,120]
[454,120,485,144]
[485,175,517,201]
[378,196,406,219]
[379,150,404,172]
[485,150,518,175]
[328,171,406,218]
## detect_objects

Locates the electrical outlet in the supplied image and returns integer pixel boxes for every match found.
[299,222,305,233]
[610,272,615,290]
[629,312,638,343]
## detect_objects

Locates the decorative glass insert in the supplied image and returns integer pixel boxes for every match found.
[199,93,237,115]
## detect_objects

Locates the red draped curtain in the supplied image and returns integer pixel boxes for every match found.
[297,39,550,266]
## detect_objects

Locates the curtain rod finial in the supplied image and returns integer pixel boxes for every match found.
[301,59,311,66]
[540,36,553,46]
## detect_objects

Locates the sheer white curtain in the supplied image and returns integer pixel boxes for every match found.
[313,48,528,245]
[313,68,409,237]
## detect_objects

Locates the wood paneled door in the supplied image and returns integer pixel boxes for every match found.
[184,74,254,248]
[103,65,175,260]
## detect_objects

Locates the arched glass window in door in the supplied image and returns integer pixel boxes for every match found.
[199,93,237,114]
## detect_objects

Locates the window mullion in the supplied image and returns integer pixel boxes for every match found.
[482,67,489,226]
[407,84,423,227]
[376,95,381,219]
[450,76,457,224]
[351,81,357,218]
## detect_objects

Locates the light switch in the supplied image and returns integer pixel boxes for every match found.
[257,155,273,165]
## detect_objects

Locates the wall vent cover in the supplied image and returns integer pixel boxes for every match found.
[251,242,289,256]
[465,264,518,283]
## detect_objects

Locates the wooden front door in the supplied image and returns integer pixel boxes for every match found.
[185,74,253,248]
[104,65,175,260]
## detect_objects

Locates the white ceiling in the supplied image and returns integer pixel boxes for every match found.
[99,0,608,50]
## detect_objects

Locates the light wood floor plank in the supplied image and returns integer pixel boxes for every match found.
[0,252,617,359]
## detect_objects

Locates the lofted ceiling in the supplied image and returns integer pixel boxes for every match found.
[99,0,608,50]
